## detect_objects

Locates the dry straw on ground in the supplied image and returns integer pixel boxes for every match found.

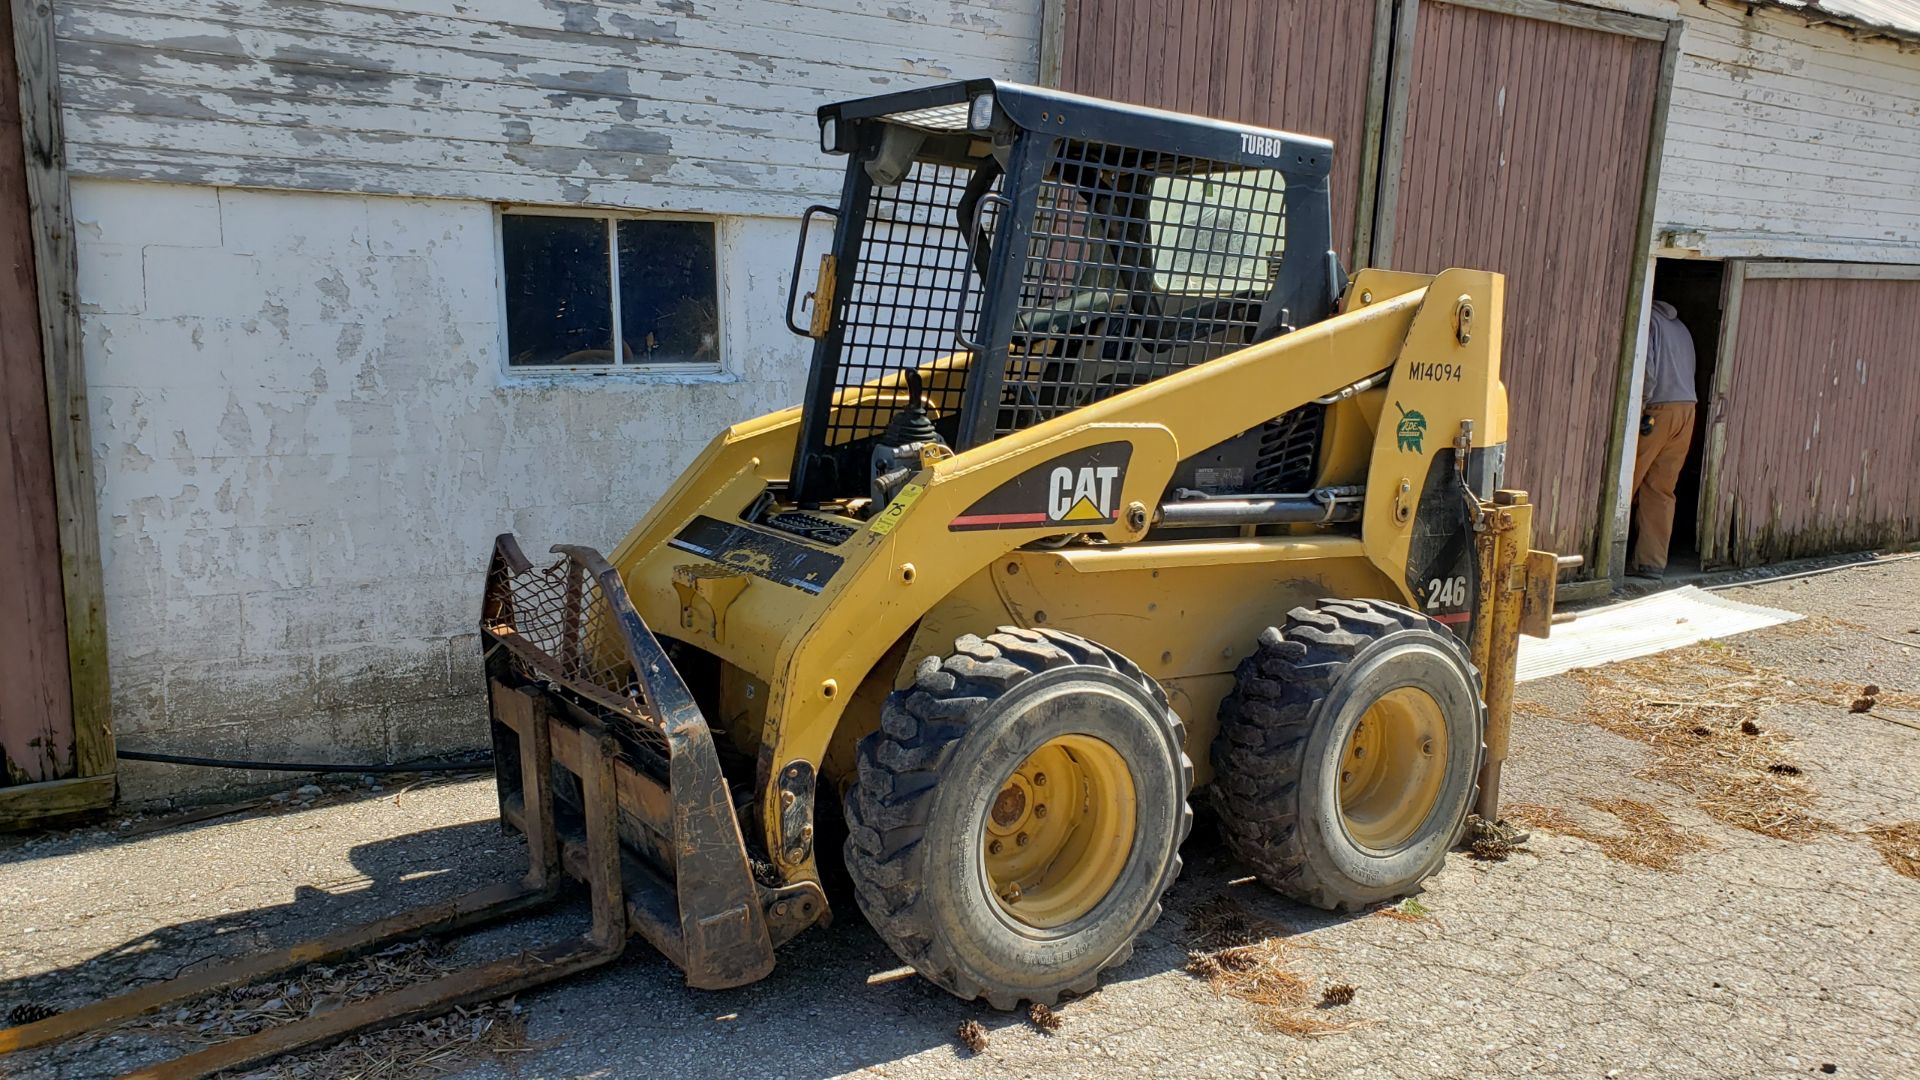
[1183,895,1350,1038]
[1551,642,1838,841]
[126,940,535,1079]
[1506,798,1709,872]
[1467,836,1530,862]
[1370,898,1436,926]
[268,1001,532,1079]
[1864,822,1920,881]
[1517,626,1920,875]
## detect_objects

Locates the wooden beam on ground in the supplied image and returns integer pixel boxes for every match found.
[0,773,114,831]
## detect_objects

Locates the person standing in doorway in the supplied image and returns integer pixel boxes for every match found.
[1629,300,1697,580]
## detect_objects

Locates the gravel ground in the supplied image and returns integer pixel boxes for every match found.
[4,559,1917,1079]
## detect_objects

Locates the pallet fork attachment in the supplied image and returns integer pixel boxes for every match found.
[0,536,819,1078]
[0,730,627,1079]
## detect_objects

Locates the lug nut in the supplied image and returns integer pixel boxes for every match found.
[1352,745,1365,760]
[1016,832,1030,846]
[1421,739,1435,756]
[1034,804,1048,819]
[1032,773,1047,785]
[1342,770,1353,784]
[989,839,1003,855]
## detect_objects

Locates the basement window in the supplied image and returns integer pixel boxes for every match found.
[500,210,721,371]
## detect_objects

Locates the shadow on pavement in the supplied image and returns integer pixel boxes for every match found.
[2,803,1361,1080]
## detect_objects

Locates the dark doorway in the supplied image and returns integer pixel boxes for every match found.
[1643,258,1724,566]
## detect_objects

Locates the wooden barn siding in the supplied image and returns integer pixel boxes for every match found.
[50,0,1042,214]
[1053,0,1379,262]
[1712,275,1920,566]
[1655,2,1920,262]
[1384,3,1661,559]
[0,0,75,786]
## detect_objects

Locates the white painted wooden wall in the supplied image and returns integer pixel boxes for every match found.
[1655,2,1920,263]
[54,0,1042,215]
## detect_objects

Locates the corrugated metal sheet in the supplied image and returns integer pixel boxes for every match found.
[1055,0,1380,262]
[1516,586,1801,682]
[1753,0,1920,41]
[1709,273,1920,566]
[1383,2,1663,559]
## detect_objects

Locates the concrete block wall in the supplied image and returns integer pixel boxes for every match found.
[76,179,810,803]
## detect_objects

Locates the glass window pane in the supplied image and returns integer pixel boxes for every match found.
[1147,168,1287,297]
[617,219,719,365]
[502,214,613,366]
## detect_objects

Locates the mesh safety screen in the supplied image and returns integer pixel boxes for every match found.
[825,161,998,449]
[997,141,1288,437]
[822,141,1289,452]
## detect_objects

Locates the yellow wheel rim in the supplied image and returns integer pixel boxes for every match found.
[982,735,1136,929]
[1338,687,1448,850]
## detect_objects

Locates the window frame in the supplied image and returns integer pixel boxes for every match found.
[493,204,728,378]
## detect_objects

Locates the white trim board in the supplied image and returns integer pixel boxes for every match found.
[1516,586,1803,683]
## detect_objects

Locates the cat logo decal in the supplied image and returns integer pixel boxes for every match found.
[949,443,1132,531]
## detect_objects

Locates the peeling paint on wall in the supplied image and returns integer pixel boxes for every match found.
[51,0,1043,216]
[1654,3,1920,264]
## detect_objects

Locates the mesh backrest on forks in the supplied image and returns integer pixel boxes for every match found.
[485,552,669,760]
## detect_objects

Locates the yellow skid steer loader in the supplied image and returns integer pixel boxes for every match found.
[482,79,1566,1003]
[3,81,1562,1076]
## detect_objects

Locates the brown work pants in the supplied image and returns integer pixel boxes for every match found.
[1630,401,1696,572]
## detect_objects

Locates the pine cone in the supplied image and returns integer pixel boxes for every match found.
[6,1002,59,1026]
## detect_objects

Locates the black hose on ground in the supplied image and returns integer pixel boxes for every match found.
[115,749,493,774]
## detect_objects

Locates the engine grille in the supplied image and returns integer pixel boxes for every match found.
[1251,404,1325,493]
[761,511,857,547]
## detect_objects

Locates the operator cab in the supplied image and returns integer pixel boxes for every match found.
[779,79,1346,523]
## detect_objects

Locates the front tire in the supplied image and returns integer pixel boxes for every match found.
[844,627,1192,1008]
[1213,598,1485,911]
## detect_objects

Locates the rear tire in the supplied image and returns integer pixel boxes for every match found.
[844,627,1192,1008]
[1212,598,1485,911]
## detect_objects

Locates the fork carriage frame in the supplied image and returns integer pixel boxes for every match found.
[0,667,627,1080]
[480,535,827,988]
